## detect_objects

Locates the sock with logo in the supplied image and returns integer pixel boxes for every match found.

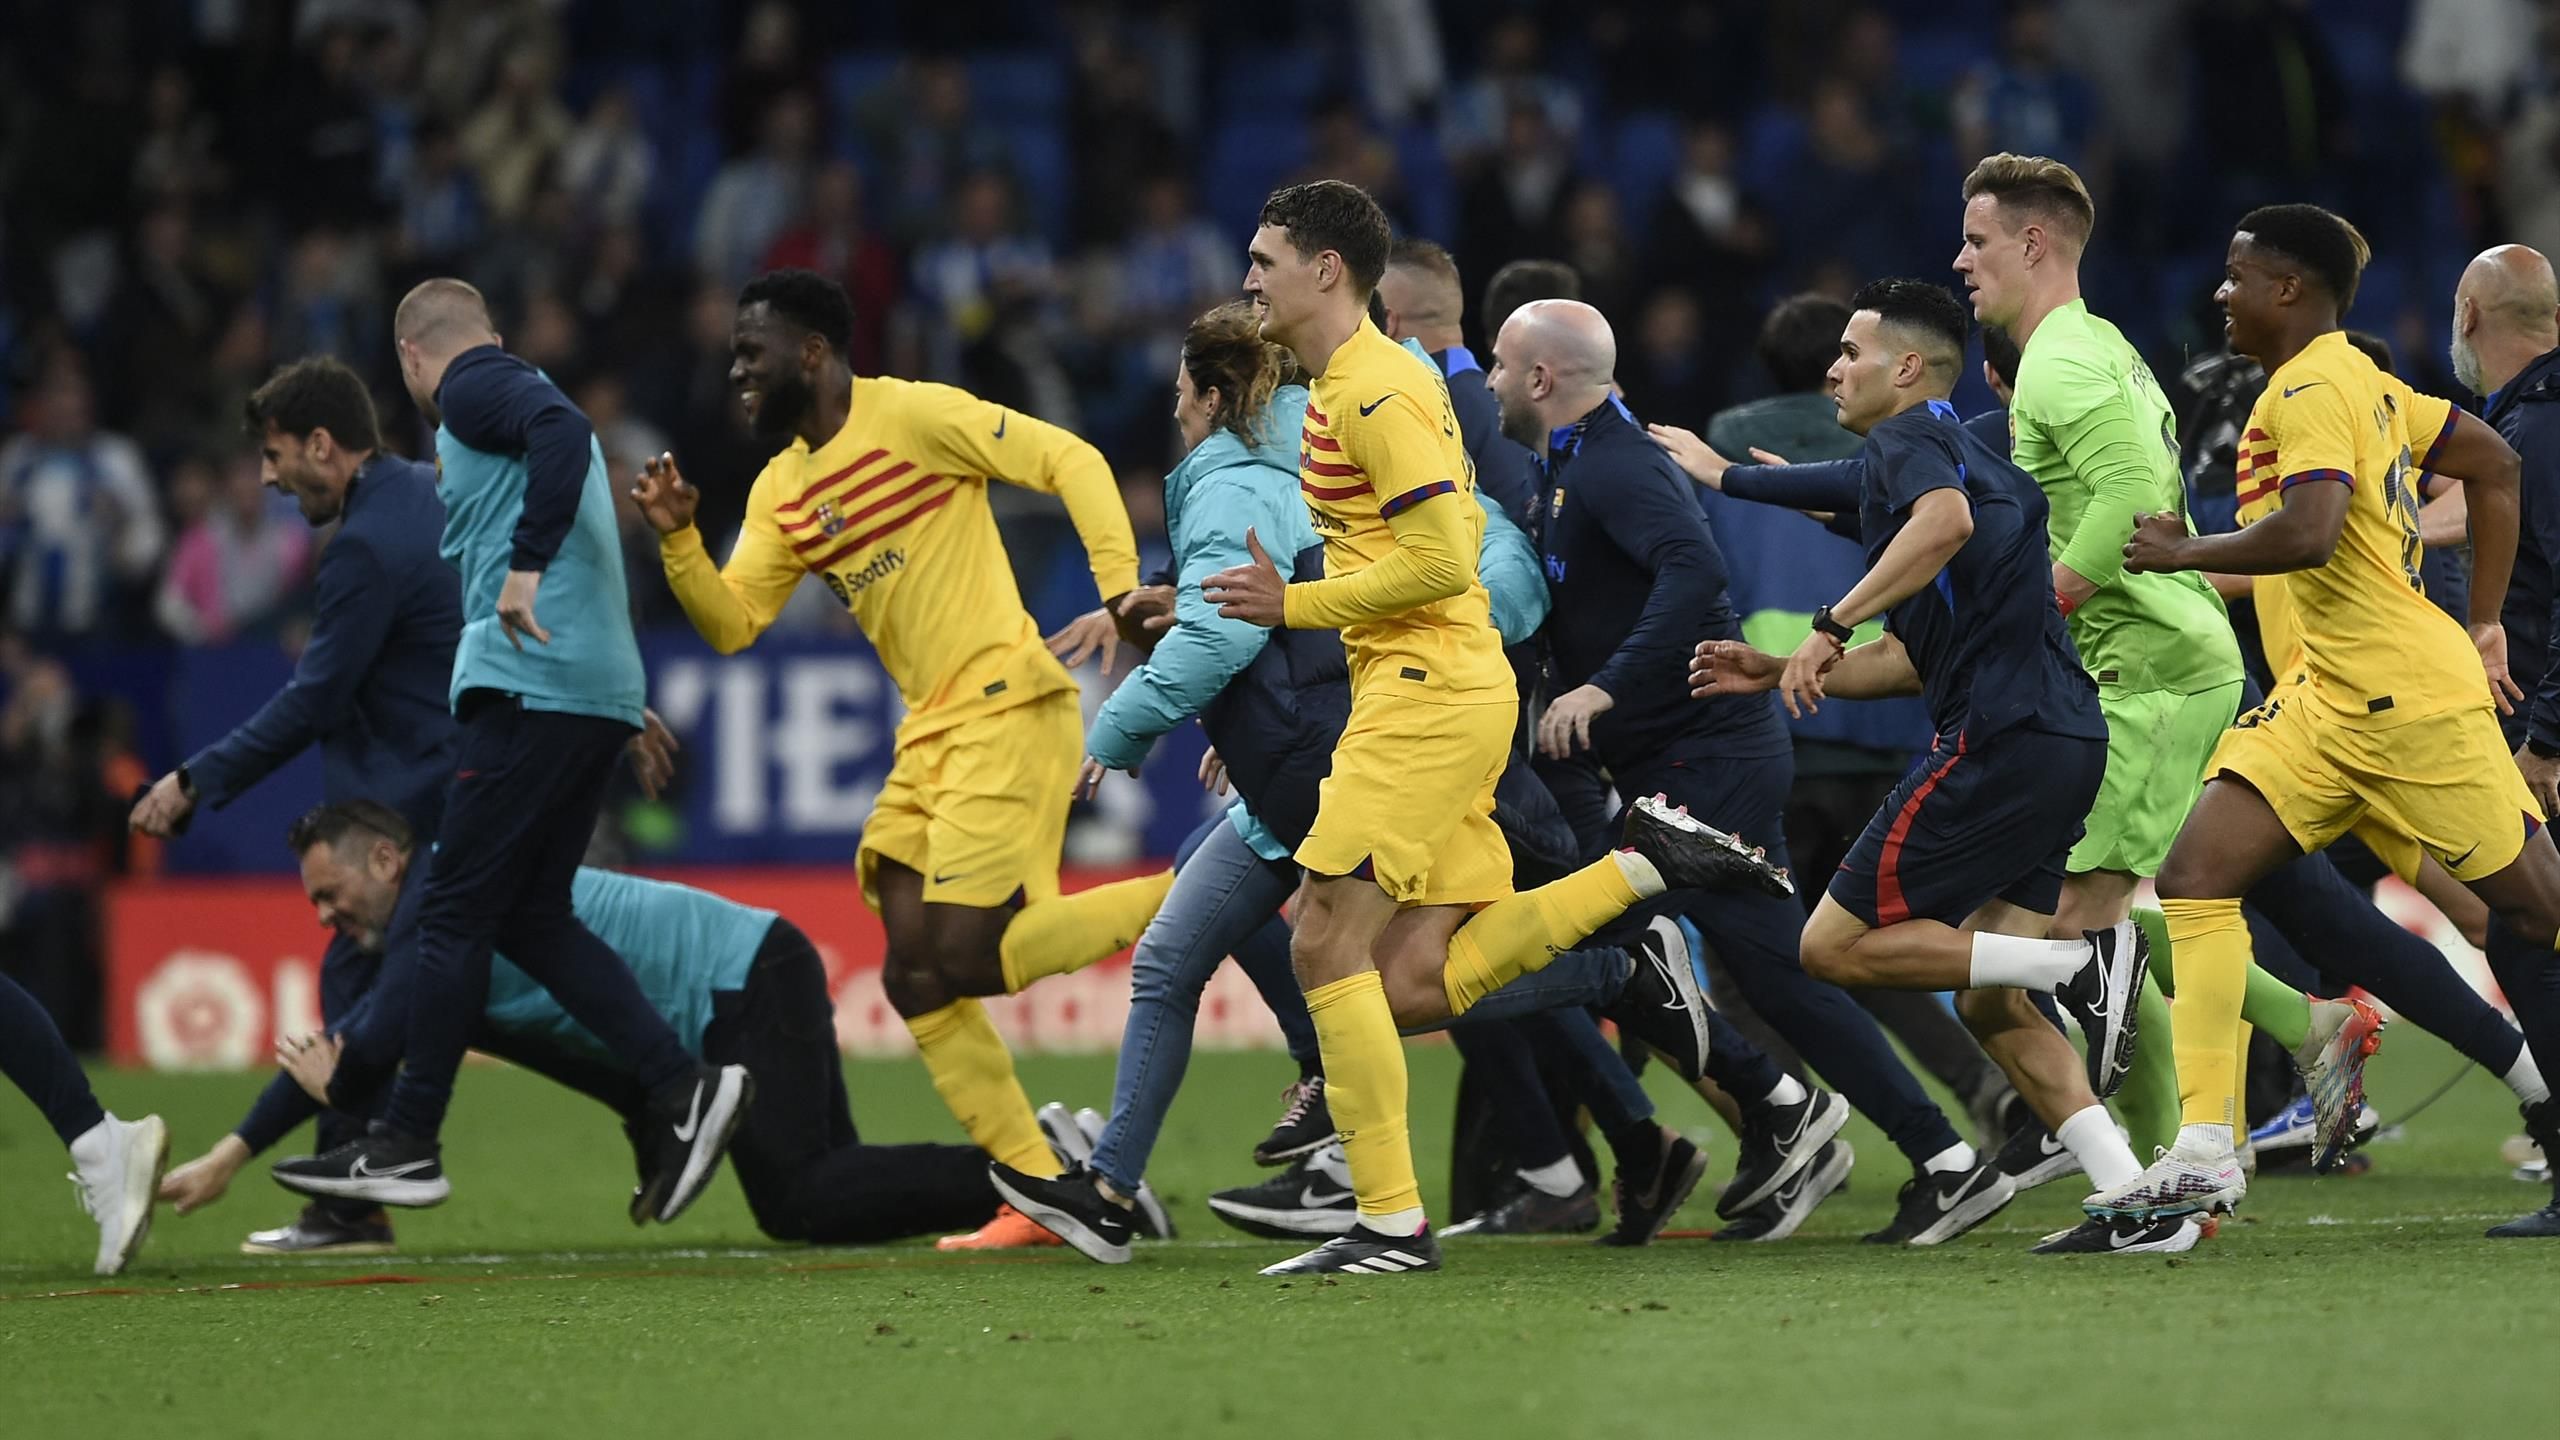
[905,999,1056,1176]
[2163,897,2251,1129]
[999,869,1175,994]
[2113,909,2181,1157]
[1441,857,1644,1016]
[1305,970,1423,1225]
[2057,1102,2142,1190]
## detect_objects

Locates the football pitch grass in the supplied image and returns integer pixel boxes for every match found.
[3,1032,2549,1438]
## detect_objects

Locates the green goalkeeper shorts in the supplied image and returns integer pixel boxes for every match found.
[2069,679,2247,878]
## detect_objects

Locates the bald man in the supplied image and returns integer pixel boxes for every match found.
[1379,239,1541,533]
[274,279,752,1222]
[2453,244,2560,1238]
[1487,298,1991,1243]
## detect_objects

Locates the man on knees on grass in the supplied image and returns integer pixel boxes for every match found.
[1690,279,2156,1249]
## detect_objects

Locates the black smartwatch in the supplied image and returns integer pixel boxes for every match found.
[1811,604,1855,647]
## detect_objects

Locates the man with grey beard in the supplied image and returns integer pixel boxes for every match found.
[2450,242,2560,1239]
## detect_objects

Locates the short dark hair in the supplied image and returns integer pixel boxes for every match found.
[2236,204,2371,311]
[1260,180,1394,295]
[244,357,381,453]
[287,800,414,858]
[1981,325,2023,389]
[737,268,856,355]
[1482,259,1581,348]
[1757,294,1853,394]
[2343,328,2395,375]
[1387,236,1462,290]
[1850,278,1971,373]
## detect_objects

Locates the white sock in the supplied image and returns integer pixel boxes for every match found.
[1613,848,1666,899]
[1760,1073,1810,1108]
[1518,1155,1583,1198]
[1365,1205,1427,1236]
[1967,932,2092,992]
[2175,1122,2234,1156]
[2057,1103,2142,1190]
[2506,1046,2551,1106]
[1922,1141,1977,1175]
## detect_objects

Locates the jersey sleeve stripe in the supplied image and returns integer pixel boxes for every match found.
[791,474,950,555]
[2278,468,2355,491]
[803,489,956,573]
[1302,478,1373,500]
[1303,457,1365,479]
[1378,479,1458,518]
[2237,476,2281,507]
[778,449,891,514]
[2416,406,2460,476]
[1302,431,1344,453]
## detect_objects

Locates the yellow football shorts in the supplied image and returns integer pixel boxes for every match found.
[1295,691,1516,908]
[857,688,1081,911]
[2209,683,2543,885]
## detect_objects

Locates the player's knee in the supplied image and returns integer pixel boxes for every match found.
[880,956,952,1018]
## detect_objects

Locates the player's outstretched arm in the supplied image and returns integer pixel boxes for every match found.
[1823,632,1923,698]
[1720,457,1865,513]
[635,453,799,654]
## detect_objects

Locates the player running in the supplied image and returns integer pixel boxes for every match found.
[629,269,1172,1250]
[1202,182,1789,1276]
[1687,279,2151,1246]
[2107,205,2560,1221]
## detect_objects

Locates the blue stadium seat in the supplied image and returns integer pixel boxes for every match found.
[1609,111,1683,237]
[827,53,904,152]
[1001,122,1073,248]
[968,51,1067,125]
[1897,29,1996,94]
[1205,119,1311,240]
[1739,106,1808,198]
[2345,256,2409,337]
[1389,120,1456,246]
[1211,48,1330,124]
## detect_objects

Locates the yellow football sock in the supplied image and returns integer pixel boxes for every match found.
[1305,970,1421,1219]
[998,868,1173,994]
[1441,855,1643,1016]
[2162,896,2251,1128]
[905,999,1056,1176]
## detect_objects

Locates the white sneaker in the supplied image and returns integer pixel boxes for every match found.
[69,1113,169,1276]
[2083,1135,2246,1221]
[1073,1106,1174,1240]
[1039,1101,1092,1169]
[2294,997,2386,1173]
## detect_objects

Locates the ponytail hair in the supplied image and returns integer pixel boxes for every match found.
[1181,300,1296,442]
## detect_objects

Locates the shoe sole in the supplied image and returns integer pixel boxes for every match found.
[272,1170,451,1208]
[2030,1219,2202,1255]
[1252,1135,1330,1167]
[658,1067,754,1224]
[240,1238,396,1257]
[1907,1170,2018,1246]
[989,1170,1133,1264]
[2084,920,2150,1101]
[1617,917,1712,1083]
[100,1117,171,1277]
[2083,1178,2246,1222]
[1258,1242,1442,1276]
[1628,796,1796,898]
[1754,1140,1855,1243]
[1206,1194,1359,1239]
[1719,1091,1849,1216]
[2308,1006,2386,1174]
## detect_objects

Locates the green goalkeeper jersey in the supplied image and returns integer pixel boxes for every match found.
[2010,300,2243,696]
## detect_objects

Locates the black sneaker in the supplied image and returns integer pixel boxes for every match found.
[1719,1087,1849,1216]
[1209,1142,1359,1240]
[2031,1213,2205,1254]
[1600,917,1713,1082]
[989,1163,1137,1264]
[1620,794,1795,898]
[1443,1184,1600,1236]
[1597,1127,1709,1247]
[1260,1222,1441,1276]
[639,1064,754,1224]
[1254,1076,1333,1167]
[1861,1162,2015,1246]
[241,1203,396,1256]
[1714,1138,1855,1243]
[2054,919,2148,1099]
[2488,1101,2560,1238]
[272,1125,449,1208]
[1071,1106,1173,1240]
[1993,1117,2079,1193]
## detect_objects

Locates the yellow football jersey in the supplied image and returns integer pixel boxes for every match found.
[1279,319,1511,703]
[662,376,1139,744]
[2234,332,2480,725]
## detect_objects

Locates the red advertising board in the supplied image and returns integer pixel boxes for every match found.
[105,867,1293,1069]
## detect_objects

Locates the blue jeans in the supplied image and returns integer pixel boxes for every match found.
[1091,816,1307,1193]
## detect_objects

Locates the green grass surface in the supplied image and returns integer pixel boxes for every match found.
[2,1033,2550,1438]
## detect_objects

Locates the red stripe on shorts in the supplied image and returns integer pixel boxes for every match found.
[1875,731,1967,927]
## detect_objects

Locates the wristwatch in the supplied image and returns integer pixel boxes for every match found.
[1811,604,1855,647]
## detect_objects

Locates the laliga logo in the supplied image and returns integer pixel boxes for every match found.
[136,949,266,1071]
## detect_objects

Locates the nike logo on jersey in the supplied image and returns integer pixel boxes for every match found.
[1359,393,1399,417]
[992,413,1008,439]
[671,1084,706,1143]
[2282,383,2326,397]
[933,870,971,885]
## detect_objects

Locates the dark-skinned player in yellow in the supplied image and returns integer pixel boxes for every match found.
[1201,181,1789,1276]
[630,270,1172,1250]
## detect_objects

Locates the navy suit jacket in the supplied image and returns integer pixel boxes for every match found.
[186,455,463,839]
